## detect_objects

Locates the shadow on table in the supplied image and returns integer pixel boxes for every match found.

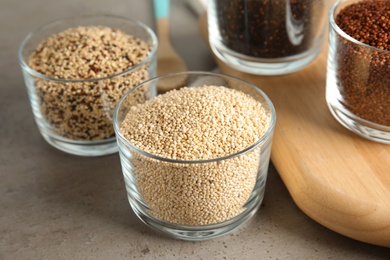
[255,163,390,256]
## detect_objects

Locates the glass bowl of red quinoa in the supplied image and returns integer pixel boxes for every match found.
[18,14,157,156]
[326,0,390,144]
[113,71,276,240]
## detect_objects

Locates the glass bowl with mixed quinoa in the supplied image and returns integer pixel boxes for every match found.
[18,14,157,156]
[113,71,276,240]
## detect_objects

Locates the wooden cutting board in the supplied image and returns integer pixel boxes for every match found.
[199,14,390,248]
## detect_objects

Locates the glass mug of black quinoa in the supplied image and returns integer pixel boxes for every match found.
[326,0,390,144]
[208,0,331,75]
[114,72,276,240]
[18,15,157,156]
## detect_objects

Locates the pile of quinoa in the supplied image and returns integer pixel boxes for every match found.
[29,26,152,140]
[120,85,271,226]
[336,0,390,50]
[214,0,325,58]
[335,0,390,126]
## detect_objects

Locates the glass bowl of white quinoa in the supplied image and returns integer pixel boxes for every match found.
[18,14,157,156]
[113,71,276,240]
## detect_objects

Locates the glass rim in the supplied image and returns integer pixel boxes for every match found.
[113,71,276,164]
[17,14,158,83]
[329,0,390,54]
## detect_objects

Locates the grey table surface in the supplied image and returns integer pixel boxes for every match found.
[1,0,389,259]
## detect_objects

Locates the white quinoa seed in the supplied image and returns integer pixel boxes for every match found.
[29,26,152,140]
[120,85,271,226]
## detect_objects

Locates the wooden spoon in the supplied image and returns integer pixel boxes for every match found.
[153,0,187,92]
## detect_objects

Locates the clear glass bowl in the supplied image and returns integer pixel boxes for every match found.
[208,0,331,75]
[326,0,390,144]
[18,14,157,156]
[113,72,276,240]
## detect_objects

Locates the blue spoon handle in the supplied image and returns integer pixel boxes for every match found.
[153,0,170,19]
